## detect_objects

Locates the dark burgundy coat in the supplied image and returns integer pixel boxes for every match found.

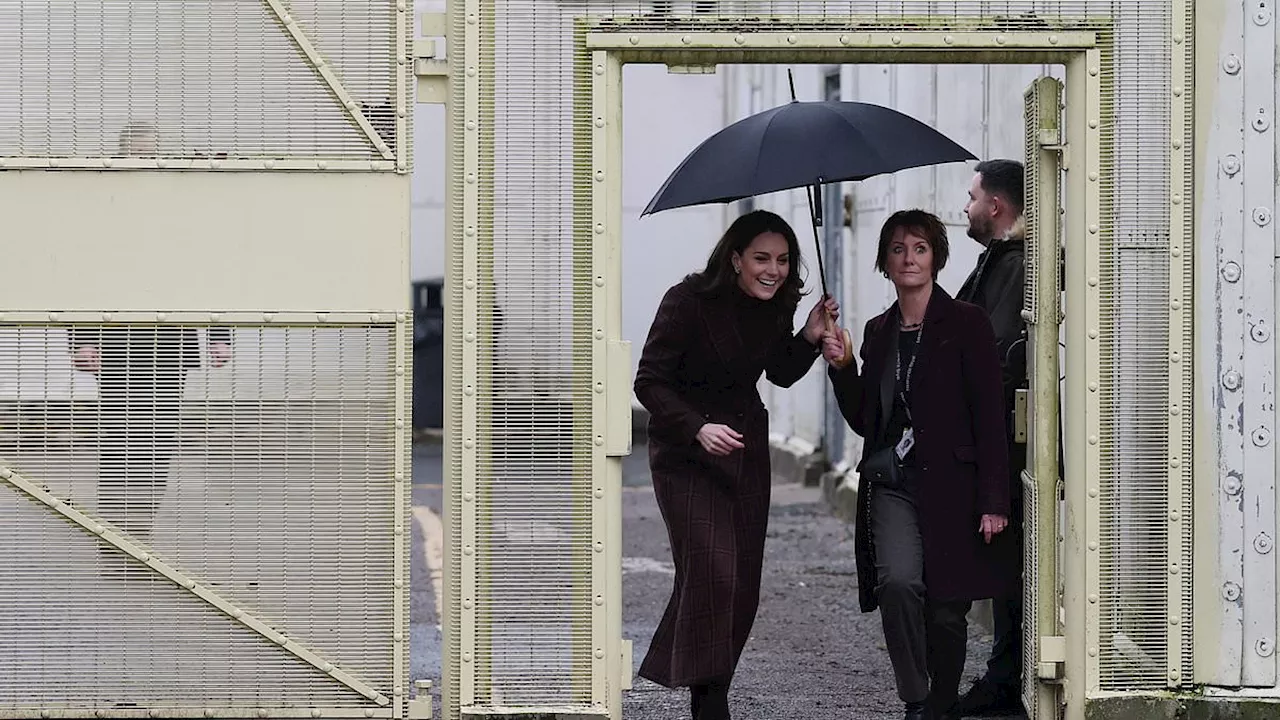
[634,279,820,687]
[829,286,1013,613]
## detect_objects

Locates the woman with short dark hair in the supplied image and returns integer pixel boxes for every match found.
[635,209,837,720]
[823,209,1012,720]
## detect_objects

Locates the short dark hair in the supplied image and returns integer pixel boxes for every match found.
[686,209,807,314]
[875,209,950,278]
[975,159,1025,216]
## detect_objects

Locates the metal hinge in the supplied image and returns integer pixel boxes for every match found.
[408,680,433,719]
[415,13,449,105]
[1013,388,1029,444]
[1038,635,1067,680]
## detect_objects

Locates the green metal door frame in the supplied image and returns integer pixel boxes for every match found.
[580,27,1109,720]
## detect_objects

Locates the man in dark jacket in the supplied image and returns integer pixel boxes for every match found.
[954,159,1028,716]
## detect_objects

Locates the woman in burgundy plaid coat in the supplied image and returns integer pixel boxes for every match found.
[634,210,838,720]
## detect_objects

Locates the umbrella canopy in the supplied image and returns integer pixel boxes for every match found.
[642,100,977,216]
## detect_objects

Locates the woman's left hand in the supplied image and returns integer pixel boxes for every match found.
[803,295,840,345]
[979,514,1008,544]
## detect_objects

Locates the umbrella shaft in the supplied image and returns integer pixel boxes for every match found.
[806,183,830,299]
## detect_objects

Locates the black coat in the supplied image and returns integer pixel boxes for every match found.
[829,287,1014,612]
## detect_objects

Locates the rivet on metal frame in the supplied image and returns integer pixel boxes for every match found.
[1253,532,1274,554]
[1223,54,1242,75]
[1253,109,1271,132]
[1223,369,1242,390]
[1253,207,1273,226]
[1223,581,1242,601]
[1223,475,1243,496]
[1254,7,1273,25]
[1253,427,1272,447]
[1223,261,1243,282]
[1257,638,1275,658]
[1251,322,1271,343]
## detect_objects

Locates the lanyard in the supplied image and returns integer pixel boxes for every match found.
[895,322,923,424]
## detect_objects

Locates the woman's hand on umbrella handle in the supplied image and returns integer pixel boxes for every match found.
[821,331,850,367]
[980,514,1008,544]
[803,295,840,345]
[696,423,744,457]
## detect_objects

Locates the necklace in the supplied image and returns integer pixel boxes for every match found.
[899,320,923,331]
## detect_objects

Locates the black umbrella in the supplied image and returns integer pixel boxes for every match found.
[642,72,977,309]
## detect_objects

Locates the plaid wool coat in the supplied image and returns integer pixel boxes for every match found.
[634,279,821,688]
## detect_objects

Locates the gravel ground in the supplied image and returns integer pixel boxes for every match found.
[621,473,997,720]
[413,441,1002,719]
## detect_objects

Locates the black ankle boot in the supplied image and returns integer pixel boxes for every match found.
[903,700,929,720]
[690,684,707,718]
[697,681,730,720]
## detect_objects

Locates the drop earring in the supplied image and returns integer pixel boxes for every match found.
[734,266,741,275]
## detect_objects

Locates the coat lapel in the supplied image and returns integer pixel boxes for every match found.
[700,292,746,369]
[913,285,957,397]
[877,318,898,440]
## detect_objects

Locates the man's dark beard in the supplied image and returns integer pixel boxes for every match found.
[966,219,993,244]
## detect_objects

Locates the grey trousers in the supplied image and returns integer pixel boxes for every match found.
[871,482,972,710]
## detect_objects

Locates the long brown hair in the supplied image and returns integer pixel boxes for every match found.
[685,210,807,315]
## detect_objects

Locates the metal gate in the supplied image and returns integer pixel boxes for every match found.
[1022,75,1065,720]
[0,2,413,717]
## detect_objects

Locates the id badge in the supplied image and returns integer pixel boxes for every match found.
[895,427,915,460]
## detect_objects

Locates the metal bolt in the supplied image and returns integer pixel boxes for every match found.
[1255,7,1273,25]
[1223,582,1242,601]
[1223,370,1242,390]
[1254,109,1271,132]
[1223,54,1242,75]
[1254,533,1274,554]
[1253,208,1273,227]
[1223,476,1243,495]
[1257,638,1275,657]
[1252,322,1271,342]
[1253,427,1272,447]
[1223,261,1242,283]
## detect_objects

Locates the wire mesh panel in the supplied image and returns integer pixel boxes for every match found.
[0,323,402,713]
[0,1,409,162]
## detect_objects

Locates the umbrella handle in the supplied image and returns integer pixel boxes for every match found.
[823,311,854,369]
